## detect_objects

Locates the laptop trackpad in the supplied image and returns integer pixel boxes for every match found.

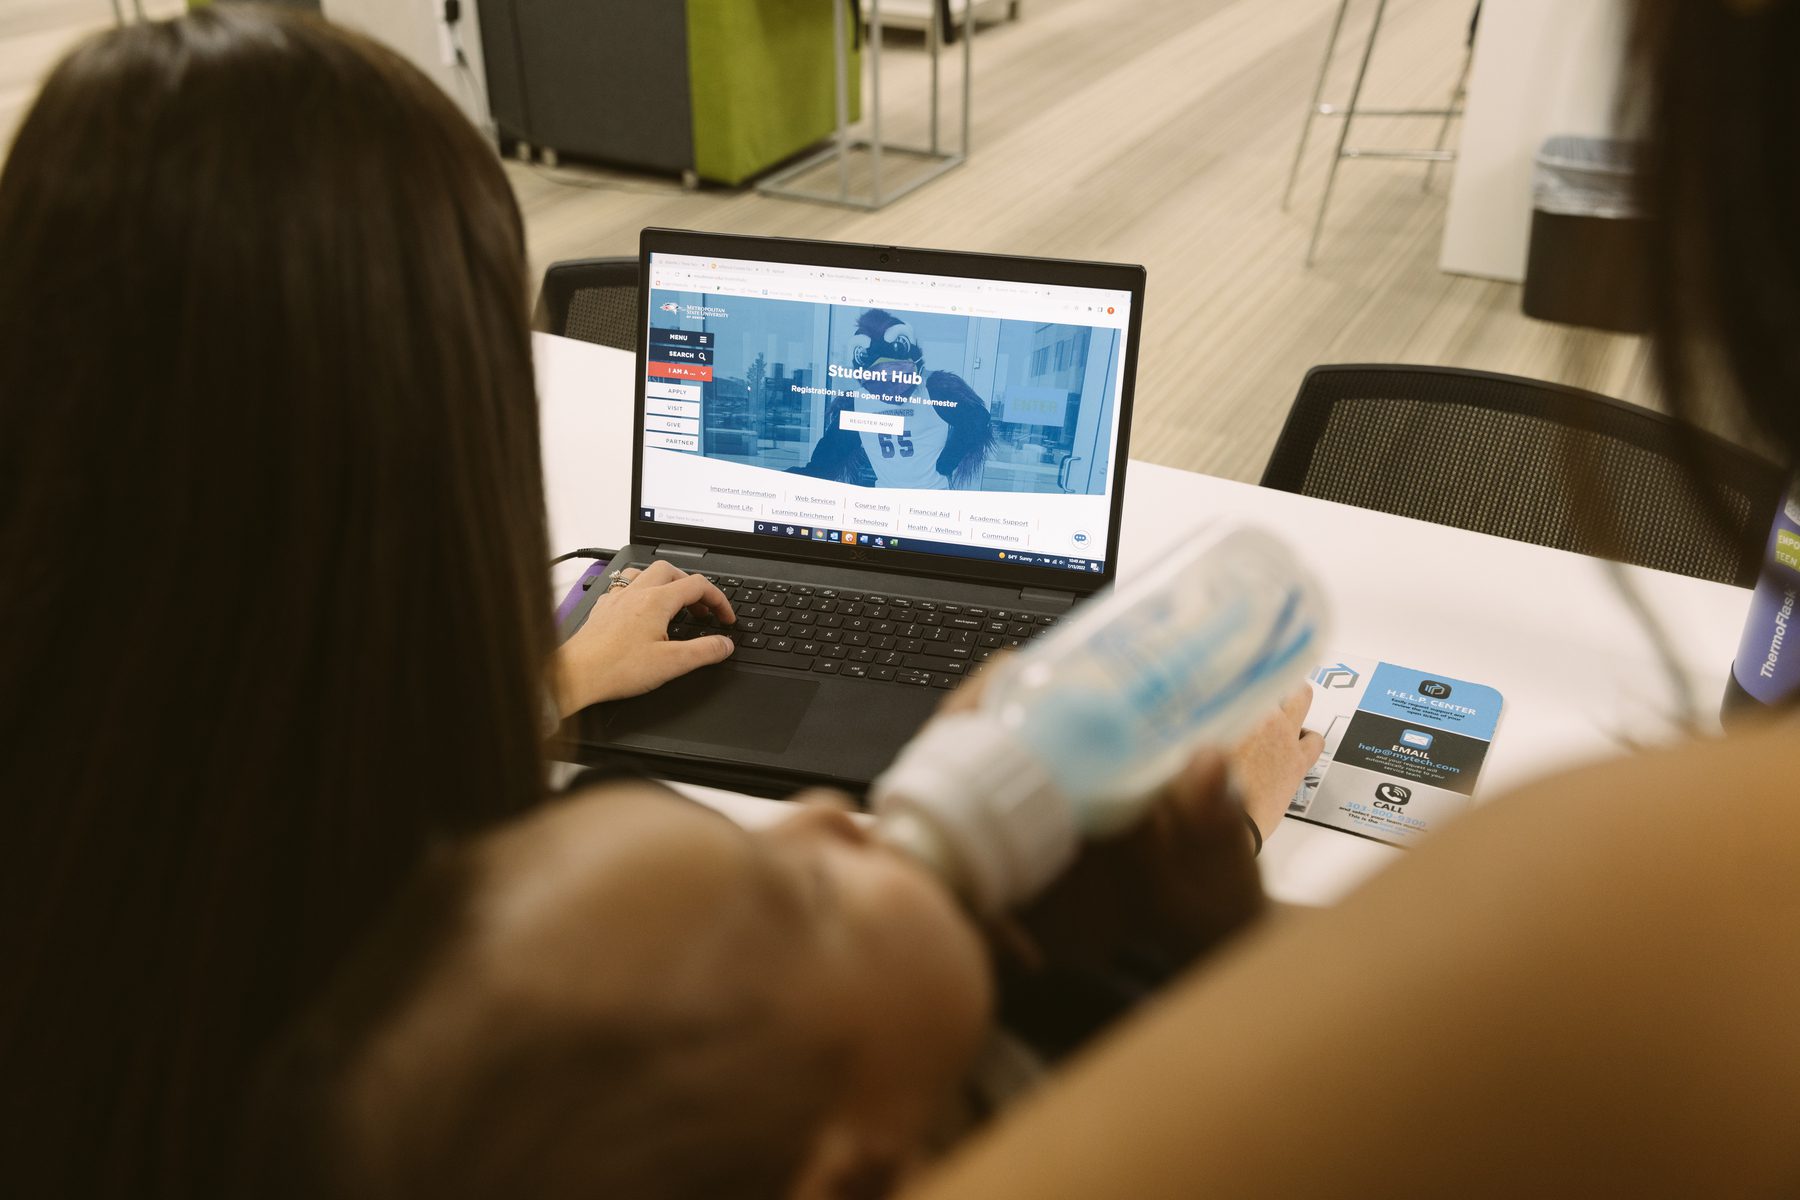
[600,670,816,754]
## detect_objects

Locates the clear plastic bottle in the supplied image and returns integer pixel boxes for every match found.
[871,524,1328,915]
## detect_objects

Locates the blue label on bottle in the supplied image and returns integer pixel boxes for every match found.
[1732,493,1800,705]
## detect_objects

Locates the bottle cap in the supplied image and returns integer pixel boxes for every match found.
[870,712,1079,915]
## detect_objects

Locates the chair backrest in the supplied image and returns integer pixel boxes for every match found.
[1260,364,1783,587]
[533,257,641,352]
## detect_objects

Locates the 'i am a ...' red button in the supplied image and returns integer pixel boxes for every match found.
[648,361,714,382]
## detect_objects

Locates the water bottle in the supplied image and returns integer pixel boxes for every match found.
[1723,481,1800,723]
[870,525,1327,915]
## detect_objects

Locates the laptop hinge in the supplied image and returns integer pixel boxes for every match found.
[653,543,709,564]
[1018,586,1079,609]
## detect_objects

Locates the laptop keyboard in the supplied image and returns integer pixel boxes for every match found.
[641,567,1060,689]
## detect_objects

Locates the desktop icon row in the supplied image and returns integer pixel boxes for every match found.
[754,521,901,551]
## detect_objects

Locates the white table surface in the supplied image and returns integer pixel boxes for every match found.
[535,332,1752,904]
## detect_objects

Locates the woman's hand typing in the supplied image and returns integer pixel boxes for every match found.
[551,561,737,716]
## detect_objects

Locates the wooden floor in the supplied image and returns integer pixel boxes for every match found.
[5,0,1647,483]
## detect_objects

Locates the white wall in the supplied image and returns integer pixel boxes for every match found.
[321,0,493,132]
[1440,0,1629,282]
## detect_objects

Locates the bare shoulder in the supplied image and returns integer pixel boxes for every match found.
[904,721,1800,1200]
[1354,716,1800,939]
[1489,717,1799,851]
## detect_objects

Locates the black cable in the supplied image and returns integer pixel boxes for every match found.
[551,547,616,566]
[442,13,492,139]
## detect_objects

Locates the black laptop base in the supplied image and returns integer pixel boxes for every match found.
[562,546,1075,799]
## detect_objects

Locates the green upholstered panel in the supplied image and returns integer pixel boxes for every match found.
[687,0,862,185]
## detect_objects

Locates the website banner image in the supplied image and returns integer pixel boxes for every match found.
[641,287,1126,567]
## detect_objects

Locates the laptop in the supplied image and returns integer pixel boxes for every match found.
[563,227,1146,796]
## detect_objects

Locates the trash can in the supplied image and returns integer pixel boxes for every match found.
[1522,136,1651,334]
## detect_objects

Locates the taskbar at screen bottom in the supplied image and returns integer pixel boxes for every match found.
[753,520,1108,575]
[637,509,1107,575]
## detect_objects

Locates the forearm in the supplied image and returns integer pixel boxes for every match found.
[550,643,595,719]
[908,728,1800,1199]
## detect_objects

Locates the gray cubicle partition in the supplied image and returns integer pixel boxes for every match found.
[480,0,694,175]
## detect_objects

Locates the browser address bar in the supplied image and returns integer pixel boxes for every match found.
[663,267,982,292]
[655,274,1090,315]
[659,278,981,301]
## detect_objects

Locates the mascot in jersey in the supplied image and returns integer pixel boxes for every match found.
[789,308,994,489]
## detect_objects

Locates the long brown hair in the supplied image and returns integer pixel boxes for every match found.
[1633,0,1800,475]
[0,9,550,1195]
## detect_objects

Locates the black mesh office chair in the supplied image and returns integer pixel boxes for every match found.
[533,257,640,352]
[1260,365,1783,587]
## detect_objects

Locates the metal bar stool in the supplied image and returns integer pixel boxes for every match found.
[757,0,972,211]
[1283,0,1481,266]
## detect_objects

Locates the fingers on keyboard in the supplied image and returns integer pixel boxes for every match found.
[667,575,1057,689]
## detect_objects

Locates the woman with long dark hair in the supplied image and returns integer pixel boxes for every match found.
[0,10,732,1195]
[0,12,1323,1197]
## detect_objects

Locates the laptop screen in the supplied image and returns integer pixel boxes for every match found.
[636,250,1134,577]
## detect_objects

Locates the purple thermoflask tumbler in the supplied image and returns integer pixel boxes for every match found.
[1723,483,1800,722]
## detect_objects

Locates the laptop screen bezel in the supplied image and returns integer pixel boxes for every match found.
[630,227,1145,595]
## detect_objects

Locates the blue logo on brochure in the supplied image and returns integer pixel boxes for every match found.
[1312,662,1360,690]
[1361,664,1502,742]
